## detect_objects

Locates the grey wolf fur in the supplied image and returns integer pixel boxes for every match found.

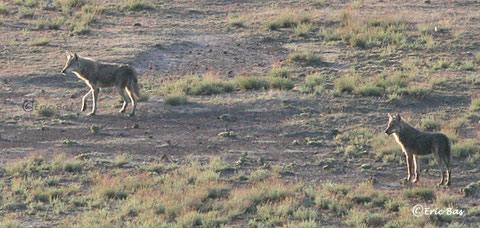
[61,53,140,117]
[385,114,451,186]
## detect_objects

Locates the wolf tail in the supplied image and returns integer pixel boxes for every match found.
[129,78,141,100]
[125,66,140,100]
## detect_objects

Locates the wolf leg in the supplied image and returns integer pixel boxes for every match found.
[444,168,451,186]
[438,170,446,186]
[81,90,92,112]
[117,87,129,113]
[405,153,413,182]
[88,88,99,116]
[412,155,419,183]
[433,148,446,186]
[125,87,136,117]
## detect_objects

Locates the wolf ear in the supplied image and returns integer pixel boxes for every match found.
[73,53,78,60]
[396,114,402,120]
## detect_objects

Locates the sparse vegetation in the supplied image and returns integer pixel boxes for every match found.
[234,75,269,90]
[113,153,132,167]
[287,52,324,66]
[300,72,325,94]
[294,23,314,37]
[268,68,291,78]
[163,74,235,96]
[116,0,154,12]
[36,105,56,117]
[421,116,441,132]
[268,76,294,90]
[164,94,188,106]
[0,2,9,15]
[18,8,35,18]
[30,37,50,46]
[229,17,246,28]
[470,98,480,112]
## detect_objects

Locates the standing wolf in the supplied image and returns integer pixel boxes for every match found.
[61,53,140,117]
[384,114,451,186]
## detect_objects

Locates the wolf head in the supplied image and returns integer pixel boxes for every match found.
[61,53,81,75]
[385,113,403,135]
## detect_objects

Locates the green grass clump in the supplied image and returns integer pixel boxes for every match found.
[36,105,55,117]
[432,59,451,70]
[300,72,325,94]
[354,84,382,97]
[294,23,313,37]
[24,0,38,8]
[346,209,386,227]
[79,12,95,25]
[234,76,269,90]
[470,98,480,112]
[397,85,431,99]
[452,139,479,158]
[55,0,84,14]
[404,188,436,202]
[420,116,441,132]
[30,37,50,46]
[81,4,105,15]
[265,13,297,30]
[467,73,480,85]
[117,0,154,12]
[287,52,324,67]
[268,77,294,90]
[248,169,272,182]
[475,53,480,63]
[375,70,409,93]
[334,11,407,49]
[334,72,359,93]
[164,94,188,106]
[113,153,132,167]
[459,61,476,71]
[0,2,9,15]
[71,23,91,35]
[268,68,291,78]
[45,17,64,29]
[229,17,246,28]
[90,125,101,134]
[18,9,35,18]
[101,189,129,200]
[163,75,235,96]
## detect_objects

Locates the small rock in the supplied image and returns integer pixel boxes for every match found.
[133,23,141,27]
[132,124,139,129]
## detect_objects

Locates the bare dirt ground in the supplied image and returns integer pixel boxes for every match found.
[1,0,480,226]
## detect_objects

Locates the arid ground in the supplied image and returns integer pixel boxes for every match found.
[0,0,479,227]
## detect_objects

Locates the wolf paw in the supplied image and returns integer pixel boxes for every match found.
[119,109,126,113]
[128,112,135,117]
[87,112,96,116]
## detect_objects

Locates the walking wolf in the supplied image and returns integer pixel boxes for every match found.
[384,114,451,186]
[61,53,140,117]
